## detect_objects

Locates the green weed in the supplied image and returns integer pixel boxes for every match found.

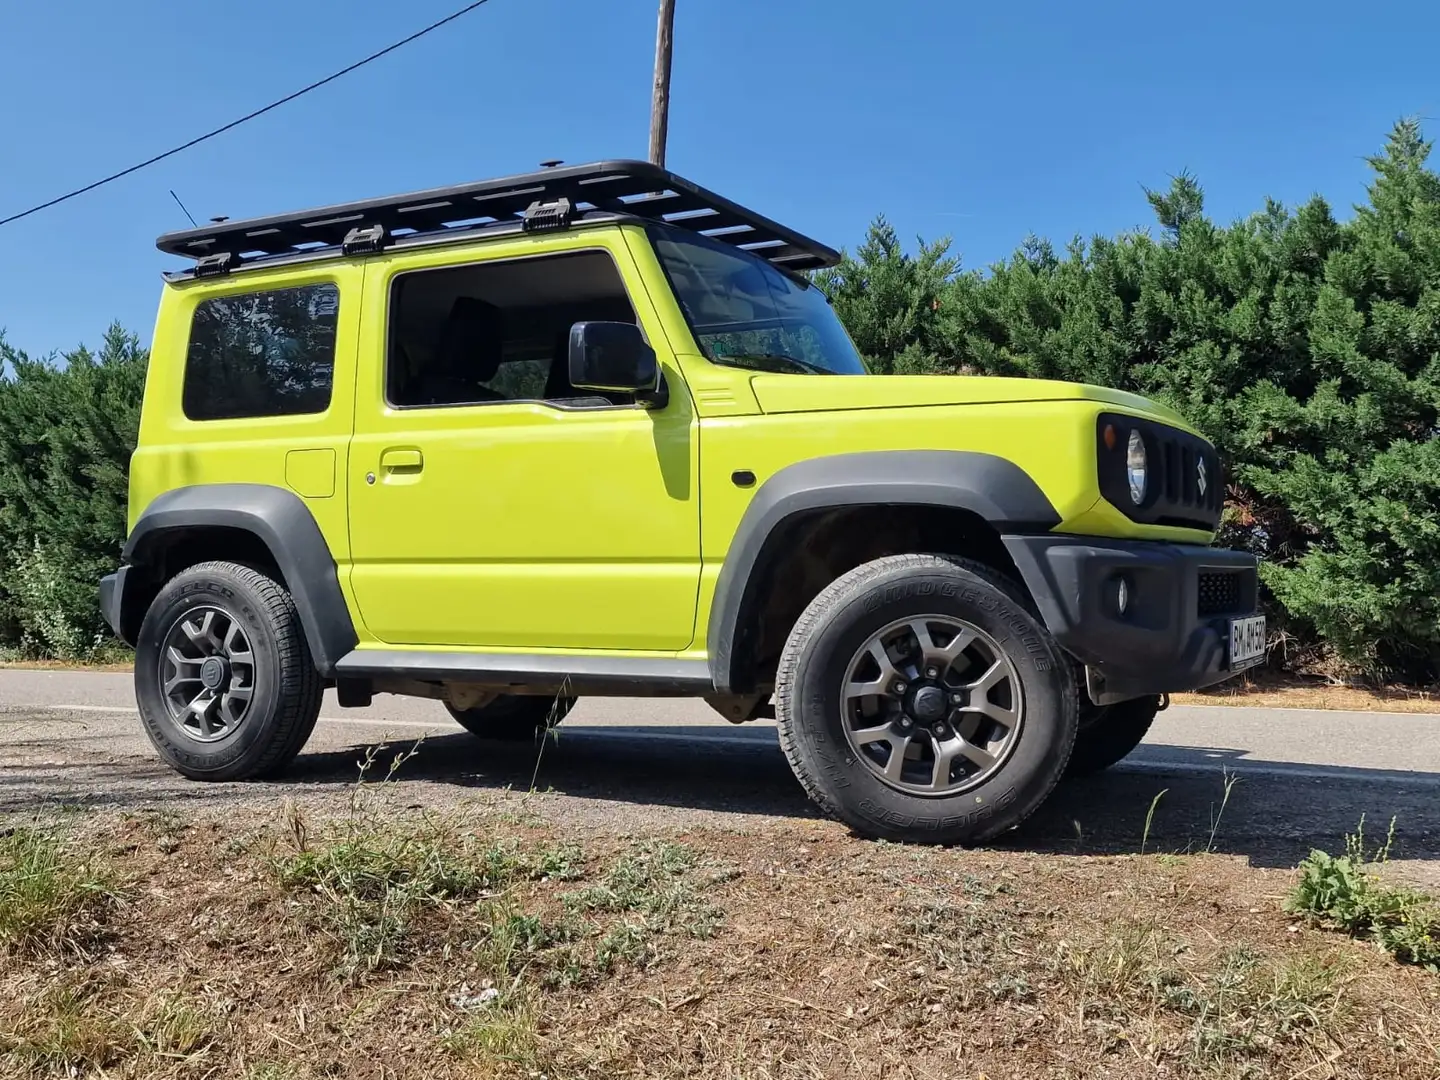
[1141,788,1168,856]
[273,810,577,976]
[0,829,117,953]
[440,994,539,1069]
[0,978,132,1074]
[1286,816,1440,969]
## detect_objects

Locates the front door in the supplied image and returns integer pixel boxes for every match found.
[346,234,700,651]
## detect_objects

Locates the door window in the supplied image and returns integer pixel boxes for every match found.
[387,251,640,409]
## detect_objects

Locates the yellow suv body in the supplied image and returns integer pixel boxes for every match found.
[100,161,1261,843]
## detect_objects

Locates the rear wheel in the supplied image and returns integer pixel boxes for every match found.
[774,554,1077,845]
[445,694,575,741]
[1064,695,1161,777]
[134,561,323,781]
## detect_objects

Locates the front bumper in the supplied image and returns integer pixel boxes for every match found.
[1002,536,1259,704]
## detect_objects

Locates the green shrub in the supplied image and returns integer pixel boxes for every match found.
[824,120,1440,681]
[0,325,146,659]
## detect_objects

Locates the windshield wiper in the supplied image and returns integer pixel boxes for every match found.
[714,353,831,375]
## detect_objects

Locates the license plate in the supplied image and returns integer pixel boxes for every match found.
[1229,615,1266,669]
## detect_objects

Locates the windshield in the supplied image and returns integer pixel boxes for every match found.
[649,226,867,376]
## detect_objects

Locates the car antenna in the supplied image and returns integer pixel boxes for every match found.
[168,190,199,228]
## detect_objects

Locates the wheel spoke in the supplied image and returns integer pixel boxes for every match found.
[164,670,201,695]
[935,627,977,668]
[883,735,912,781]
[847,641,904,700]
[184,688,217,735]
[953,737,997,770]
[911,620,975,675]
[850,723,896,747]
[929,740,962,790]
[223,621,252,663]
[961,658,1006,694]
[167,646,202,669]
[182,610,222,655]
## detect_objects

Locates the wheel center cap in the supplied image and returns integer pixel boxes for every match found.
[909,685,947,723]
[200,657,229,691]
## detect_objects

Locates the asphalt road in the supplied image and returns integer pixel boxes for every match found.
[2,668,1437,876]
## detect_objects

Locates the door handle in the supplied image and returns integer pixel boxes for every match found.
[380,448,424,473]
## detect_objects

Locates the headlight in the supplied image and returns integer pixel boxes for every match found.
[1126,429,1148,504]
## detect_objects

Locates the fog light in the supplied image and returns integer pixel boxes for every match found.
[1115,576,1131,615]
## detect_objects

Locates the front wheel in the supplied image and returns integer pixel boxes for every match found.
[774,554,1077,845]
[1064,695,1161,778]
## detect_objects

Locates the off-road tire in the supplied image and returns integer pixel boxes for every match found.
[134,561,323,781]
[774,553,1077,845]
[446,695,576,741]
[1064,695,1161,778]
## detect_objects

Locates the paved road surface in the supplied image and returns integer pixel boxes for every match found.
[2,669,1436,876]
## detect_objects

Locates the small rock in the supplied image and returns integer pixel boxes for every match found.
[449,983,501,1010]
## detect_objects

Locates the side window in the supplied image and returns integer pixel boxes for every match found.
[183,283,339,421]
[387,250,638,409]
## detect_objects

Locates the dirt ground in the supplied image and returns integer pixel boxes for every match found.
[2,796,1437,1080]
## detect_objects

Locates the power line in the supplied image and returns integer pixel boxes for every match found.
[0,0,495,230]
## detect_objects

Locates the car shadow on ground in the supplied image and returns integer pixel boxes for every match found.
[4,724,1437,871]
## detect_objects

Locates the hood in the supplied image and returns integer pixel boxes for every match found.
[749,374,1190,428]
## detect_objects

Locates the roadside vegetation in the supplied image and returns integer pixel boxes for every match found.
[1287,816,1440,969]
[4,122,1440,686]
[2,796,1437,1079]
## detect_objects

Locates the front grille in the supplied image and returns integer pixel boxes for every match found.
[1097,413,1223,531]
[1197,571,1242,616]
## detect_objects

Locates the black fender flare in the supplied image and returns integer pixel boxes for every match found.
[705,451,1061,693]
[121,483,358,676]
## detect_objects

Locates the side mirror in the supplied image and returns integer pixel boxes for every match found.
[568,321,660,397]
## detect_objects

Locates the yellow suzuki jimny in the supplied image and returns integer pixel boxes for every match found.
[100,160,1262,844]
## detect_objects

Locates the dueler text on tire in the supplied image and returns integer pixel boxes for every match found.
[774,553,1077,845]
[133,561,323,781]
[1065,695,1161,778]
[446,694,576,741]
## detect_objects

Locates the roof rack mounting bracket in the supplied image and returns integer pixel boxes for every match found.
[522,197,576,233]
[342,223,388,255]
[193,252,234,278]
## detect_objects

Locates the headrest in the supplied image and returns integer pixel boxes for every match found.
[436,296,504,381]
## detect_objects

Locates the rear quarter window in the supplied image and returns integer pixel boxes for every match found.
[183,283,339,421]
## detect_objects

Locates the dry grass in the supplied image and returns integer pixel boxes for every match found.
[1,806,1437,1079]
[1174,671,1440,713]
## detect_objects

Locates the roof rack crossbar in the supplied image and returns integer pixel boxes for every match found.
[156,160,838,275]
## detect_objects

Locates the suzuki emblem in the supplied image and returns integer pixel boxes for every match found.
[1197,458,1208,497]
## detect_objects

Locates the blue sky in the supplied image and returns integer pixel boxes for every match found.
[1,0,1436,357]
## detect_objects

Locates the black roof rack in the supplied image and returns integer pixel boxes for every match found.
[156,159,840,273]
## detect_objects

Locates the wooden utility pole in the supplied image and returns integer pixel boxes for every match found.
[648,0,676,167]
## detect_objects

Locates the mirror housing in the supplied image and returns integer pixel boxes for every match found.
[568,321,661,401]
